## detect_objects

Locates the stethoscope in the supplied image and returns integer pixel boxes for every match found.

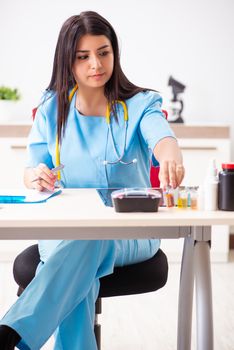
[55,84,137,180]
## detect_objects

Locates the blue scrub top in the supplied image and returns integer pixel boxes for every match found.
[27,90,175,189]
[27,90,176,262]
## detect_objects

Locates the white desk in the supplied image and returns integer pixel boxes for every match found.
[1,189,234,350]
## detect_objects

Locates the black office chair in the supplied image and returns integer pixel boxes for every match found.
[13,244,168,349]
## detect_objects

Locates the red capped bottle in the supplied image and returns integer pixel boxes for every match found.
[218,163,234,211]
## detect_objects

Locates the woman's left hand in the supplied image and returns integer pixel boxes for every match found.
[154,137,185,189]
[158,160,185,190]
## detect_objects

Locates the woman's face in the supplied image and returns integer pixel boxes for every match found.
[72,34,114,90]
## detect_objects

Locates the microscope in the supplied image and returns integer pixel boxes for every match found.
[168,76,186,123]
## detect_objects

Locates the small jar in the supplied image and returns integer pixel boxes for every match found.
[178,189,188,208]
[165,188,174,207]
[218,163,234,211]
[190,189,198,210]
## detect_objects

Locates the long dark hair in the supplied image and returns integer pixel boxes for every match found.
[47,11,152,143]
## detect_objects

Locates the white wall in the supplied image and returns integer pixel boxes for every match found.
[1,0,234,154]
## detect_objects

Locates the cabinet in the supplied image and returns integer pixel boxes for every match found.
[0,130,36,261]
[0,124,231,262]
[179,138,231,186]
[0,137,27,188]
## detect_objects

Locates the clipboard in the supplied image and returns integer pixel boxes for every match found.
[0,189,62,203]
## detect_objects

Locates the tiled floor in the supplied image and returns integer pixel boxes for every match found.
[0,253,234,349]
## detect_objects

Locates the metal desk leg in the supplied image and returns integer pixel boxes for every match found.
[177,236,195,350]
[193,227,213,350]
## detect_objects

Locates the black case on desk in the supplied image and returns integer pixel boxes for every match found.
[111,188,161,212]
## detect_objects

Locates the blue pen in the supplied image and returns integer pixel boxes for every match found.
[0,195,26,203]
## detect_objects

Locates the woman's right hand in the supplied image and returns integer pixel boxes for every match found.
[31,163,57,191]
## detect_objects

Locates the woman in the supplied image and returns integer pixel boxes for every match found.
[0,11,184,349]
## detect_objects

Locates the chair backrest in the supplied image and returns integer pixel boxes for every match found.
[150,109,168,187]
